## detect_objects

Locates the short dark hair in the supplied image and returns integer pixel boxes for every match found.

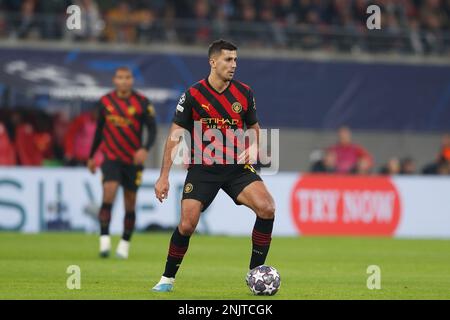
[208,39,237,58]
[115,66,132,74]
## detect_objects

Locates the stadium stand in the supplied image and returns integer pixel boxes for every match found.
[0,1,449,173]
[0,0,449,54]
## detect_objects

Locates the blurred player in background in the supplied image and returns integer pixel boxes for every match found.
[152,40,275,292]
[87,67,157,259]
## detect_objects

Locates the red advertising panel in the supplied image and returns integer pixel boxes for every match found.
[290,175,401,236]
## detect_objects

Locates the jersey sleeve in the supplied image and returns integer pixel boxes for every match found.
[172,90,194,130]
[245,88,258,126]
[89,100,106,158]
[142,98,157,150]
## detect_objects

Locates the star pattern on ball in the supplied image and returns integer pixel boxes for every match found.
[266,283,276,293]
[253,271,265,283]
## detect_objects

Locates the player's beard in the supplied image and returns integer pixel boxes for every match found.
[224,71,234,81]
[117,87,132,98]
[214,68,234,83]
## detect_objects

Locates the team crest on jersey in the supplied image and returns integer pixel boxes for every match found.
[184,183,193,193]
[128,106,136,115]
[232,102,242,113]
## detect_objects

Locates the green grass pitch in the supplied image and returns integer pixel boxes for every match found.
[0,232,449,299]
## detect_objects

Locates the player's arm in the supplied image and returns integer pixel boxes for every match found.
[238,89,260,164]
[87,103,105,174]
[155,91,193,203]
[155,123,187,202]
[134,101,157,165]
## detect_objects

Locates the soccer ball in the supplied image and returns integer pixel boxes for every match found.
[246,265,281,296]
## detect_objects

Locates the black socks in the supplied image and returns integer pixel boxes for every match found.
[163,227,191,278]
[99,203,112,235]
[250,217,274,269]
[122,210,136,241]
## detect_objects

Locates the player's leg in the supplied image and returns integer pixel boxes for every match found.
[116,164,142,259]
[152,199,203,292]
[98,160,121,257]
[99,180,119,257]
[236,180,275,269]
[165,199,203,276]
[115,189,137,259]
[223,166,275,269]
[153,166,220,292]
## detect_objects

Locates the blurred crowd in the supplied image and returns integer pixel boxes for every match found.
[310,126,450,175]
[1,108,450,175]
[0,107,102,167]
[0,0,449,54]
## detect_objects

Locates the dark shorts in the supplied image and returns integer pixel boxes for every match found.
[182,164,262,212]
[101,160,144,192]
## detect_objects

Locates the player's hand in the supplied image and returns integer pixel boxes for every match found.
[134,148,148,165]
[238,144,258,164]
[87,158,96,174]
[155,176,170,203]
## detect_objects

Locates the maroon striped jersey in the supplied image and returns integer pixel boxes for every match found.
[90,90,157,164]
[173,78,258,166]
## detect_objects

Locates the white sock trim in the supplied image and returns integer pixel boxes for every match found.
[100,235,111,251]
[116,239,130,257]
[158,276,175,285]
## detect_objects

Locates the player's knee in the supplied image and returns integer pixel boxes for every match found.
[255,200,275,219]
[179,220,196,236]
[103,184,118,202]
[124,193,137,211]
[103,192,115,204]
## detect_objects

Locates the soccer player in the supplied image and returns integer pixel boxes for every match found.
[87,67,157,259]
[152,40,275,292]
